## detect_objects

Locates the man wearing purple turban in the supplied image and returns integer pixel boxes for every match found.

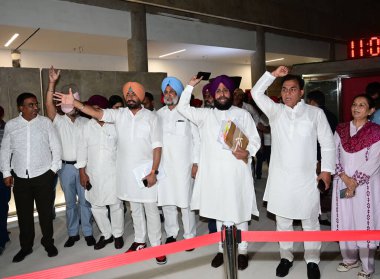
[202,83,214,108]
[75,95,125,251]
[177,74,261,270]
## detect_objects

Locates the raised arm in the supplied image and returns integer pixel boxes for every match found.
[251,66,288,119]
[177,76,206,125]
[53,89,104,120]
[45,66,60,120]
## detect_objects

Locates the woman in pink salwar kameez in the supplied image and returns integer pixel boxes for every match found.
[332,94,380,279]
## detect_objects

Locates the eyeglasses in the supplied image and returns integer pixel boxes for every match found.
[215,88,230,94]
[281,87,299,94]
[23,102,39,108]
[163,90,177,96]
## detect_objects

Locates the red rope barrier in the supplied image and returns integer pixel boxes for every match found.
[242,230,380,242]
[4,233,220,279]
[4,230,380,279]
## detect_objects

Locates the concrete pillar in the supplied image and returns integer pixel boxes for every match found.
[127,4,148,72]
[251,26,266,86]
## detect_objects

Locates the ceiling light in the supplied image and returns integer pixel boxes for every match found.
[4,33,19,47]
[159,49,186,58]
[265,58,284,63]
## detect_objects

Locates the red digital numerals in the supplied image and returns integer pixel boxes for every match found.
[348,36,380,59]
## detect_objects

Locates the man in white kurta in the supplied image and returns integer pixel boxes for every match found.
[101,83,166,265]
[177,75,261,270]
[251,66,335,279]
[53,81,166,264]
[76,95,124,250]
[157,77,199,245]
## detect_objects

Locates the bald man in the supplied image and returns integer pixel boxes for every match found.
[53,82,166,265]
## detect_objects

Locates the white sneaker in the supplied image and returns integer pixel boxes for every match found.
[357,271,372,279]
[337,261,361,272]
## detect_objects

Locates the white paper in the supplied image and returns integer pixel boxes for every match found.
[133,161,166,188]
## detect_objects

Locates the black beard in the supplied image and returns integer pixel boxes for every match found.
[214,97,233,110]
[126,100,142,109]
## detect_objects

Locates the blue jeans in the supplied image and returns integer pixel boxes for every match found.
[0,172,11,247]
[58,164,92,237]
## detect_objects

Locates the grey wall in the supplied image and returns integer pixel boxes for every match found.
[41,69,166,108]
[0,68,41,121]
[0,67,167,120]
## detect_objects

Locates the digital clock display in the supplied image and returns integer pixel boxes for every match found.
[348,36,380,59]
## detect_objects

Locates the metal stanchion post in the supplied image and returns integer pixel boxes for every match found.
[222,223,238,279]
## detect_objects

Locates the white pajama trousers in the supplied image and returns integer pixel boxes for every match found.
[276,215,321,264]
[162,205,196,239]
[91,202,124,239]
[129,202,162,247]
[340,241,376,275]
[216,220,248,254]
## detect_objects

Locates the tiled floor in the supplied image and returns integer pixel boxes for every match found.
[1,171,379,278]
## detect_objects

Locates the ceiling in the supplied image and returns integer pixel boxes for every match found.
[0,25,324,66]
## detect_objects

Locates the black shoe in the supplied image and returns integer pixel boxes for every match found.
[165,236,176,244]
[85,235,96,246]
[94,236,113,250]
[12,248,33,263]
[307,262,320,279]
[114,236,124,249]
[276,258,293,277]
[64,235,80,247]
[211,252,224,268]
[238,254,248,270]
[45,245,58,257]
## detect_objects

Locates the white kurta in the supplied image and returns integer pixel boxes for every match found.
[101,108,162,203]
[53,114,88,161]
[177,85,261,224]
[251,71,336,219]
[75,119,119,206]
[157,106,200,208]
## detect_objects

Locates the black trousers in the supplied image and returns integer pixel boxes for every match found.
[13,170,55,250]
[0,172,11,248]
[255,146,271,178]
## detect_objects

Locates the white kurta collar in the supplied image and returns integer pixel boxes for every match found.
[284,99,305,113]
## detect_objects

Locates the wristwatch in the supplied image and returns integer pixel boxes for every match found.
[151,170,159,175]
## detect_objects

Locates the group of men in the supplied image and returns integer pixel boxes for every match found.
[1,65,337,279]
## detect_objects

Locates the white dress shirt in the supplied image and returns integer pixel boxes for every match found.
[53,114,88,161]
[0,114,62,178]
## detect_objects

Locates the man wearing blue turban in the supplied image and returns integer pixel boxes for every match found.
[157,77,199,252]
